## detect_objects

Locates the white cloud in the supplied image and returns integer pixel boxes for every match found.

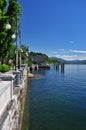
[70,50,86,54]
[52,49,66,54]
[55,54,78,61]
[55,54,86,60]
[52,49,86,60]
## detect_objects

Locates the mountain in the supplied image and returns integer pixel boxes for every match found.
[50,57,86,64]
[66,60,81,64]
[79,60,86,64]
[50,57,66,63]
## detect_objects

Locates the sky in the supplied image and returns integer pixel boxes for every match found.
[19,0,86,60]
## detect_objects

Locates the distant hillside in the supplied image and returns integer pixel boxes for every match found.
[28,53,86,66]
[79,60,86,64]
[50,57,86,64]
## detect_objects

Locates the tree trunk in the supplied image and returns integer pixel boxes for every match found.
[0,56,4,64]
[1,58,4,64]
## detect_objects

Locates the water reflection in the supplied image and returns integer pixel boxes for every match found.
[55,64,65,74]
[61,64,65,74]
[56,64,59,70]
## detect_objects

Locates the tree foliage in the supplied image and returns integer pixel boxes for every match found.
[0,64,10,72]
[4,43,16,65]
[0,0,21,64]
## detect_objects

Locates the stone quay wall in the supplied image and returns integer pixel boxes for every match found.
[0,64,28,130]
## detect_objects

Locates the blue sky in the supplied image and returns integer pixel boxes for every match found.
[19,0,86,60]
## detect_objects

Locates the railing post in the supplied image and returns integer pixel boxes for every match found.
[13,70,20,87]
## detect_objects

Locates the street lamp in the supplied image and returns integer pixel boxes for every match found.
[15,19,19,70]
[19,28,22,69]
[11,20,20,70]
[6,20,20,70]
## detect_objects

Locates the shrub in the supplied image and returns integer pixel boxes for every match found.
[0,64,10,73]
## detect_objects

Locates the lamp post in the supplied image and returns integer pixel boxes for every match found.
[15,19,22,70]
[19,27,23,69]
[15,19,18,70]
[14,18,21,70]
[20,48,23,68]
[12,20,21,70]
[26,52,28,68]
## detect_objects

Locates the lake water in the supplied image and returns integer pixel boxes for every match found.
[23,65,86,130]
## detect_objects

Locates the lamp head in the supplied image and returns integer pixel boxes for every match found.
[20,48,23,52]
[6,23,11,30]
[12,34,16,39]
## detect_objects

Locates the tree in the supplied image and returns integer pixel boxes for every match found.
[0,0,21,64]
[0,0,7,64]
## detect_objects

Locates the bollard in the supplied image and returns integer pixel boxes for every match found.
[21,64,27,78]
[13,70,20,86]
[21,64,26,70]
[19,69,23,83]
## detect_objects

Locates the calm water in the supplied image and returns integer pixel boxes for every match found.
[24,65,86,130]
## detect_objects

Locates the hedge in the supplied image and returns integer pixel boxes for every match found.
[0,64,11,73]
